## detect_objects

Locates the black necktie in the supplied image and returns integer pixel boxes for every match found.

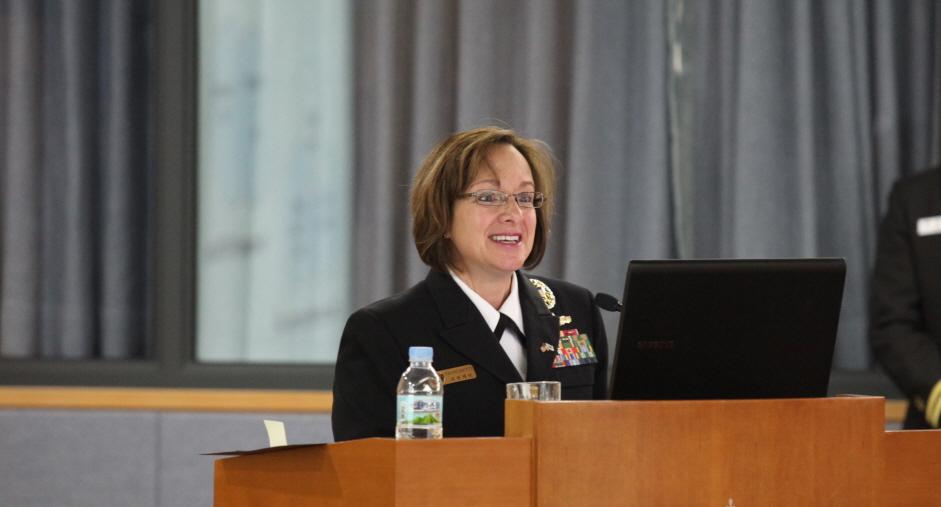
[494,313,526,349]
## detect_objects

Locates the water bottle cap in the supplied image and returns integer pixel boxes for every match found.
[408,346,433,361]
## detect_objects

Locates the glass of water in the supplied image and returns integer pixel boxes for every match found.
[506,381,562,401]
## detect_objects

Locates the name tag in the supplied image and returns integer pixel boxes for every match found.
[917,215,941,237]
[438,364,477,385]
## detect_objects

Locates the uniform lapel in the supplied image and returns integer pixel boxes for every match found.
[426,270,523,384]
[518,272,561,382]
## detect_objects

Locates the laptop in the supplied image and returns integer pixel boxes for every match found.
[608,258,846,400]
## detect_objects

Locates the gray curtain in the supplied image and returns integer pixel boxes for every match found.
[353,0,673,301]
[0,0,151,358]
[352,0,941,371]
[2,0,939,368]
[673,0,941,369]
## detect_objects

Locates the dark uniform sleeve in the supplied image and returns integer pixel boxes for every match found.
[331,308,407,441]
[870,180,941,417]
[590,296,609,400]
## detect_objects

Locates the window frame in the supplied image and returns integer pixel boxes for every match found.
[0,0,334,390]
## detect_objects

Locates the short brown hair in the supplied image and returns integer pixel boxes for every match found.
[410,126,556,272]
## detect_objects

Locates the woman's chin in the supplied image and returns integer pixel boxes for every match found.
[491,258,527,274]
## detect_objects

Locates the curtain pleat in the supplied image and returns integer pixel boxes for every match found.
[56,0,100,358]
[1,0,150,359]
[98,0,148,358]
[1,0,43,357]
[351,0,418,306]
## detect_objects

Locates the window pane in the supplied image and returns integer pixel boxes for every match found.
[197,0,352,363]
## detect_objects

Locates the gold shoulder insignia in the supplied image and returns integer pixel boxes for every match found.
[529,278,556,310]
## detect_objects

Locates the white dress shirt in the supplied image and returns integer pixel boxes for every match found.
[449,270,527,379]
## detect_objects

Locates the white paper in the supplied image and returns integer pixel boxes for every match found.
[263,419,287,447]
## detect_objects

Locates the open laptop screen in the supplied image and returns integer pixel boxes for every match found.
[608,258,846,400]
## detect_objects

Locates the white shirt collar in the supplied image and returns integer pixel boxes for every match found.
[448,269,526,337]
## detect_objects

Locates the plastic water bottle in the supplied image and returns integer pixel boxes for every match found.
[395,346,443,439]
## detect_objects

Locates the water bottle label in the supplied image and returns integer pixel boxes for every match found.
[397,394,443,426]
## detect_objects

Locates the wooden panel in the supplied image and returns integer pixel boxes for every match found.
[395,438,532,506]
[0,386,332,412]
[506,397,884,507]
[883,430,941,506]
[215,441,390,506]
[214,437,532,506]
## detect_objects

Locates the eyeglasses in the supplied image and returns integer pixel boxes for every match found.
[459,190,545,208]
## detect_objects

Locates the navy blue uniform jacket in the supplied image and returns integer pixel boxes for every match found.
[331,269,608,440]
[871,168,941,428]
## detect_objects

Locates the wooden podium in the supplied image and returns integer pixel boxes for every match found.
[214,397,941,506]
[505,397,883,506]
[213,437,532,506]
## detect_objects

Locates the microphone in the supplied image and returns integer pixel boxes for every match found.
[594,293,623,312]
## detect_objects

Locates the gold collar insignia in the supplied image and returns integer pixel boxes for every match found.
[529,278,556,310]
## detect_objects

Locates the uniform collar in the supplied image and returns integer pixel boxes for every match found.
[448,269,525,337]
[424,270,523,383]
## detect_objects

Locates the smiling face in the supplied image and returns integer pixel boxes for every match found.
[448,143,538,285]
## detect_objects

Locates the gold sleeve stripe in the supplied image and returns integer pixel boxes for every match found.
[925,380,941,428]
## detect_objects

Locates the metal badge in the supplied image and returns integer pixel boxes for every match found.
[529,278,556,310]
